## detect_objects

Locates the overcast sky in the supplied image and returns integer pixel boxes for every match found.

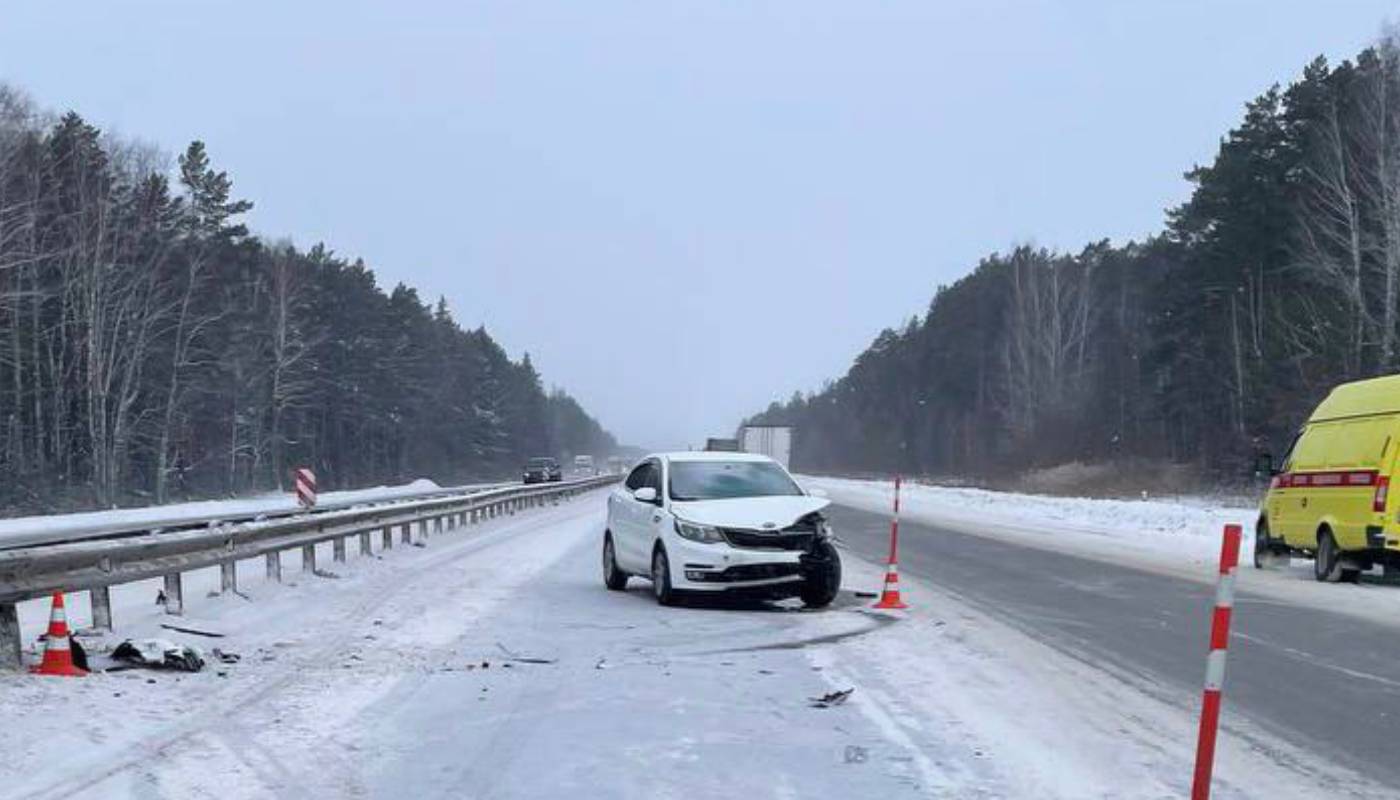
[1,1,1395,449]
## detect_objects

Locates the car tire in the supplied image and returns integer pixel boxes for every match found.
[800,539,842,608]
[652,545,679,606]
[1315,528,1344,583]
[603,534,628,591]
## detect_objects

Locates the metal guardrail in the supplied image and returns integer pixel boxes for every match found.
[0,479,519,551]
[0,474,621,670]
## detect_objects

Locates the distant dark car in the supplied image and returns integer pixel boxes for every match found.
[523,457,563,484]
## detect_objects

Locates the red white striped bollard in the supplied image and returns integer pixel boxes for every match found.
[873,475,908,609]
[1190,523,1242,800]
[294,467,317,509]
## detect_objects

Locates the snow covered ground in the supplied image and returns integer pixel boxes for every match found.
[800,476,1257,570]
[1,489,1385,798]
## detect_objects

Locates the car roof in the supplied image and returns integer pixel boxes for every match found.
[654,451,773,464]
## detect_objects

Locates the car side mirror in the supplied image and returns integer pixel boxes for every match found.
[1252,452,1276,477]
[633,487,659,504]
[807,487,829,498]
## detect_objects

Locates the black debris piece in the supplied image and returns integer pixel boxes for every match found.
[111,639,206,672]
[809,688,855,708]
[160,623,225,639]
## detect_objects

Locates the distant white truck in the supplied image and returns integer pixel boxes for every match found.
[738,425,792,469]
[574,454,596,476]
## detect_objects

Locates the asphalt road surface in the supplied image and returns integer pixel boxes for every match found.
[824,502,1400,792]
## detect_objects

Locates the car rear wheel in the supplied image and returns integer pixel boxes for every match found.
[652,546,679,606]
[1315,529,1344,583]
[603,534,628,591]
[800,539,842,608]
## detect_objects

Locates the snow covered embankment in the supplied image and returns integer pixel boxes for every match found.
[802,475,1258,573]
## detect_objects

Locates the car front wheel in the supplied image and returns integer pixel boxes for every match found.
[800,539,842,608]
[652,546,679,606]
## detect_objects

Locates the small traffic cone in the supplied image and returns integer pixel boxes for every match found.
[31,591,87,677]
[873,561,908,609]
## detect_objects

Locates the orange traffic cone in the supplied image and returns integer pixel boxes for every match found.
[873,561,908,609]
[31,591,86,677]
[873,476,909,610]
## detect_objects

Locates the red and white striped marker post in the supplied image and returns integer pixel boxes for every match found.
[1191,523,1242,800]
[294,467,317,509]
[873,475,908,609]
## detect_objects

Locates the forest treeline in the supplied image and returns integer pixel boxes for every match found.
[0,85,615,513]
[749,38,1400,482]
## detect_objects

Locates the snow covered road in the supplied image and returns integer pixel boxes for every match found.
[2,490,1381,798]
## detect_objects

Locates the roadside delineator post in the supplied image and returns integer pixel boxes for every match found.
[31,591,86,677]
[294,467,316,509]
[1191,523,1242,800]
[873,475,909,610]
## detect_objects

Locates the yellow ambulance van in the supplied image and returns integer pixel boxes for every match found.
[1257,374,1400,581]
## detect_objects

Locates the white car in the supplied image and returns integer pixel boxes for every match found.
[602,452,841,607]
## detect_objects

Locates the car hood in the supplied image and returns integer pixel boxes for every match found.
[670,496,830,529]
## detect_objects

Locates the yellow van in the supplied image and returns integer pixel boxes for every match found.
[1257,374,1400,581]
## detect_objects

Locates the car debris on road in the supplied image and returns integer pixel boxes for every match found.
[809,688,854,708]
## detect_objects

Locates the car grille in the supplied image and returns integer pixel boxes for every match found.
[721,527,815,551]
[722,563,802,581]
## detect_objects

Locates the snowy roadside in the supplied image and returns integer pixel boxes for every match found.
[1,490,1382,798]
[800,475,1258,571]
[808,475,1400,618]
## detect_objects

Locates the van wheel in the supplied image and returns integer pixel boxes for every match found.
[1315,529,1344,583]
[1253,521,1284,570]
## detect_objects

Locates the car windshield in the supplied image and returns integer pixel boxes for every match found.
[667,460,803,501]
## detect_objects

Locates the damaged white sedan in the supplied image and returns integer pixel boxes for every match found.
[603,452,841,607]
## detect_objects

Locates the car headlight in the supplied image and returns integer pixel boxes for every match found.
[674,519,725,543]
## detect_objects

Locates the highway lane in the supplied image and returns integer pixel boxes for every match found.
[825,502,1400,792]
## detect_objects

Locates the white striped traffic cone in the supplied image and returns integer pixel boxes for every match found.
[31,591,86,677]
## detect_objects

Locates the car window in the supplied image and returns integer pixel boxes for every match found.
[646,460,664,492]
[625,462,652,491]
[668,460,803,501]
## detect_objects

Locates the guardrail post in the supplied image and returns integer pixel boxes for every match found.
[418,519,428,541]
[382,526,393,550]
[434,517,443,536]
[359,530,372,555]
[267,551,282,582]
[91,586,113,630]
[220,560,238,594]
[1,603,22,670]
[302,544,317,574]
[333,537,347,563]
[163,573,184,615]
[401,523,411,544]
